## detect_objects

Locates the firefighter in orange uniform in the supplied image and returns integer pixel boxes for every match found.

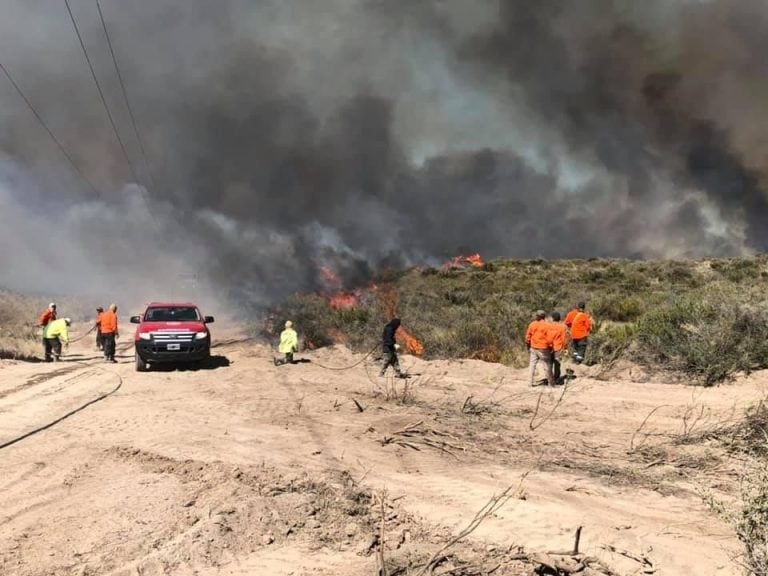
[546,311,568,384]
[525,310,553,387]
[100,304,119,363]
[566,302,593,364]
[95,307,105,350]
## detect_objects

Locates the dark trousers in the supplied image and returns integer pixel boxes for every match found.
[275,352,294,366]
[102,333,116,360]
[96,329,103,349]
[553,354,561,382]
[380,348,401,376]
[44,337,62,361]
[572,338,588,364]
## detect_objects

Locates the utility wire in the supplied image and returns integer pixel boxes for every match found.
[96,0,157,191]
[0,59,100,196]
[64,0,140,185]
[64,0,159,226]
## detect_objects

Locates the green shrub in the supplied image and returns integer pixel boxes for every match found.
[736,465,768,575]
[636,298,768,385]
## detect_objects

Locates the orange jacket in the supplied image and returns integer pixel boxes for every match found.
[95,312,103,328]
[100,310,118,334]
[39,309,56,327]
[526,319,550,350]
[545,321,567,352]
[564,309,579,328]
[570,311,592,340]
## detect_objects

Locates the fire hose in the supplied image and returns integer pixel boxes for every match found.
[305,344,379,371]
[0,357,124,451]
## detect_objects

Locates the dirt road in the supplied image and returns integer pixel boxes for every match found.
[0,325,762,575]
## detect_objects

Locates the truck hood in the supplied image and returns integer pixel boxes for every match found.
[137,321,207,333]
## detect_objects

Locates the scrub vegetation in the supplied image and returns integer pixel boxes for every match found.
[271,256,768,386]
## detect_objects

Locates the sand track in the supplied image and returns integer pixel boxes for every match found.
[0,325,763,575]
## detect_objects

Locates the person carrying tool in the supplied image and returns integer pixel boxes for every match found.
[566,302,593,364]
[100,304,119,363]
[43,317,71,362]
[526,310,554,387]
[95,307,105,350]
[273,320,298,366]
[380,318,405,378]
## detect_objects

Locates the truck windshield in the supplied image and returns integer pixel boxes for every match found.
[144,307,200,322]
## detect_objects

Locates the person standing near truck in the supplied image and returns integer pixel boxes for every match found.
[100,304,119,363]
[38,302,57,359]
[94,306,104,350]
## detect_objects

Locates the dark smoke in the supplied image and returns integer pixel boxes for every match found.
[0,0,766,306]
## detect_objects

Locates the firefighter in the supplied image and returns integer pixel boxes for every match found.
[546,311,568,384]
[380,318,405,378]
[274,320,298,366]
[38,302,57,357]
[43,317,71,362]
[526,310,554,387]
[39,302,57,327]
[95,307,105,350]
[100,304,119,363]
[566,302,593,364]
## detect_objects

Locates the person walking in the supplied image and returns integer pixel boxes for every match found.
[380,318,404,378]
[274,320,298,366]
[526,310,554,387]
[100,304,119,363]
[95,307,105,350]
[566,302,593,364]
[546,311,568,384]
[43,317,71,362]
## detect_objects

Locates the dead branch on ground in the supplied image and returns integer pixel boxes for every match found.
[380,420,465,458]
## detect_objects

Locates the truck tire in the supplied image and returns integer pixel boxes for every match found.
[135,352,148,372]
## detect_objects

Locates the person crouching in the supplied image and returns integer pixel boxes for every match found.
[274,320,298,366]
[43,317,71,362]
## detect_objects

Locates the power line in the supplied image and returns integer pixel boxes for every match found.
[64,0,158,226]
[0,59,100,196]
[96,0,157,192]
[64,0,140,185]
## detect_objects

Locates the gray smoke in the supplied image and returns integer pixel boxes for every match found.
[0,0,765,307]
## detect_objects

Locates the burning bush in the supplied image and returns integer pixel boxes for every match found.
[266,256,768,384]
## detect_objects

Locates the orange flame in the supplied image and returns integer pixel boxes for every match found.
[397,325,424,356]
[377,284,424,356]
[443,253,485,269]
[328,293,359,309]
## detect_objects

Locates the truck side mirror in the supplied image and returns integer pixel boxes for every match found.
[204,316,215,323]
[130,315,142,324]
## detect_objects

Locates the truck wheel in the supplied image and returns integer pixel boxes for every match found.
[135,353,148,372]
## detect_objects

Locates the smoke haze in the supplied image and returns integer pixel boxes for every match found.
[1,0,766,306]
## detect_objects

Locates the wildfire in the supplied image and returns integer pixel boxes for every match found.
[320,266,360,309]
[397,326,424,356]
[378,284,424,356]
[443,253,485,269]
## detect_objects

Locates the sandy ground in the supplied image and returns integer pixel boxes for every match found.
[0,323,765,576]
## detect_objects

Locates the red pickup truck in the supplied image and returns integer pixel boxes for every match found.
[130,302,215,371]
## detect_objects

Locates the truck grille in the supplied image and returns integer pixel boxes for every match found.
[151,331,195,343]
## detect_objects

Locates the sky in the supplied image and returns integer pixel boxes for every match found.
[1,0,766,307]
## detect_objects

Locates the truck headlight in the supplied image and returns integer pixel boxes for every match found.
[194,332,208,340]
[138,333,151,340]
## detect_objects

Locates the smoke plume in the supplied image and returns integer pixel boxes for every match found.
[0,0,766,307]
